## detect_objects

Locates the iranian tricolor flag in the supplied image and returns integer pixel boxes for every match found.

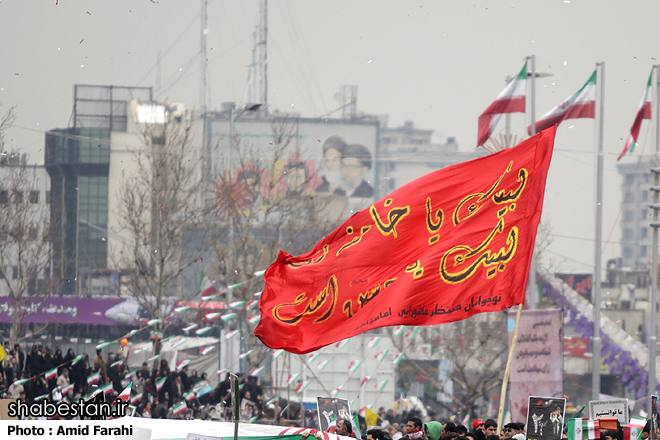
[155,377,167,392]
[62,383,74,395]
[624,416,647,440]
[45,367,58,381]
[567,418,600,440]
[172,401,188,416]
[87,372,101,385]
[295,380,310,393]
[530,70,597,134]
[619,70,653,160]
[200,274,217,300]
[477,62,527,147]
[114,383,131,405]
[131,393,143,404]
[99,382,114,396]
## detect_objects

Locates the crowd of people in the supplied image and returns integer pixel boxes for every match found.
[0,343,267,420]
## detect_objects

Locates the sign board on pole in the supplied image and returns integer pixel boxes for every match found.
[317,397,352,433]
[588,399,629,426]
[525,396,567,440]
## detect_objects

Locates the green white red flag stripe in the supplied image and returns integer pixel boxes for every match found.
[200,345,214,355]
[624,416,647,440]
[360,376,371,388]
[71,354,83,365]
[348,360,362,373]
[619,70,653,160]
[13,378,29,386]
[115,383,131,403]
[392,353,405,365]
[335,339,349,349]
[366,337,380,348]
[200,274,217,300]
[183,323,198,332]
[172,401,188,415]
[239,350,254,359]
[96,341,112,350]
[375,350,389,362]
[148,354,161,362]
[478,62,527,147]
[133,347,148,354]
[156,377,167,391]
[567,418,600,440]
[530,70,596,134]
[287,373,300,385]
[307,353,320,363]
[330,385,342,396]
[99,383,113,395]
[224,329,239,339]
[183,390,196,401]
[251,366,266,376]
[317,360,330,370]
[62,383,74,395]
[176,359,191,370]
[271,349,284,359]
[87,372,101,385]
[196,327,213,336]
[131,393,143,404]
[295,381,310,393]
[375,379,388,392]
[171,338,186,349]
[45,367,57,381]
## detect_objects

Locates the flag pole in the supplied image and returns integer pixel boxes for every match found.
[592,61,605,401]
[497,302,523,430]
[530,54,536,136]
[650,63,660,417]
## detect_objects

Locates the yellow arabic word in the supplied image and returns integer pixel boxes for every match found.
[337,225,372,256]
[286,245,329,269]
[272,275,338,325]
[369,200,410,238]
[440,218,519,284]
[405,260,424,279]
[342,278,398,319]
[426,197,443,245]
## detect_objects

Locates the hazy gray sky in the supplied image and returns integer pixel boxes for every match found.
[2,0,659,275]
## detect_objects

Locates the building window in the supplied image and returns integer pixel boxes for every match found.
[642,190,649,202]
[29,190,39,204]
[642,209,649,219]
[389,178,396,190]
[0,190,7,204]
[46,191,51,204]
[624,192,634,203]
[623,229,634,241]
[389,162,396,171]
[0,267,4,279]
[641,246,648,257]
[642,227,648,239]
[28,227,38,241]
[12,266,18,279]
[13,190,23,203]
[625,174,635,184]
[624,210,634,222]
[623,247,634,259]
[643,173,651,183]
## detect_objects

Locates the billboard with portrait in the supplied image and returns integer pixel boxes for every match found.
[208,117,380,218]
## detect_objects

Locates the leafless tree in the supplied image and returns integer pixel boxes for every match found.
[207,116,347,369]
[387,312,508,419]
[0,105,57,344]
[113,118,207,360]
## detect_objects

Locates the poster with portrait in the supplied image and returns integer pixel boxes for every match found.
[317,396,352,432]
[209,117,380,220]
[525,396,566,440]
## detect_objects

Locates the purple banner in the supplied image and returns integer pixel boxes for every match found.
[0,296,126,325]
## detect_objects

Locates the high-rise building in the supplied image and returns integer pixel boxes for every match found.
[45,85,153,294]
[616,157,653,269]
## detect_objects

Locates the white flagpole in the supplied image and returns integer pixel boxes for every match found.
[650,63,660,418]
[592,61,605,400]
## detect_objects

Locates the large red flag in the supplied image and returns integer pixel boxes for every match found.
[255,126,557,354]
